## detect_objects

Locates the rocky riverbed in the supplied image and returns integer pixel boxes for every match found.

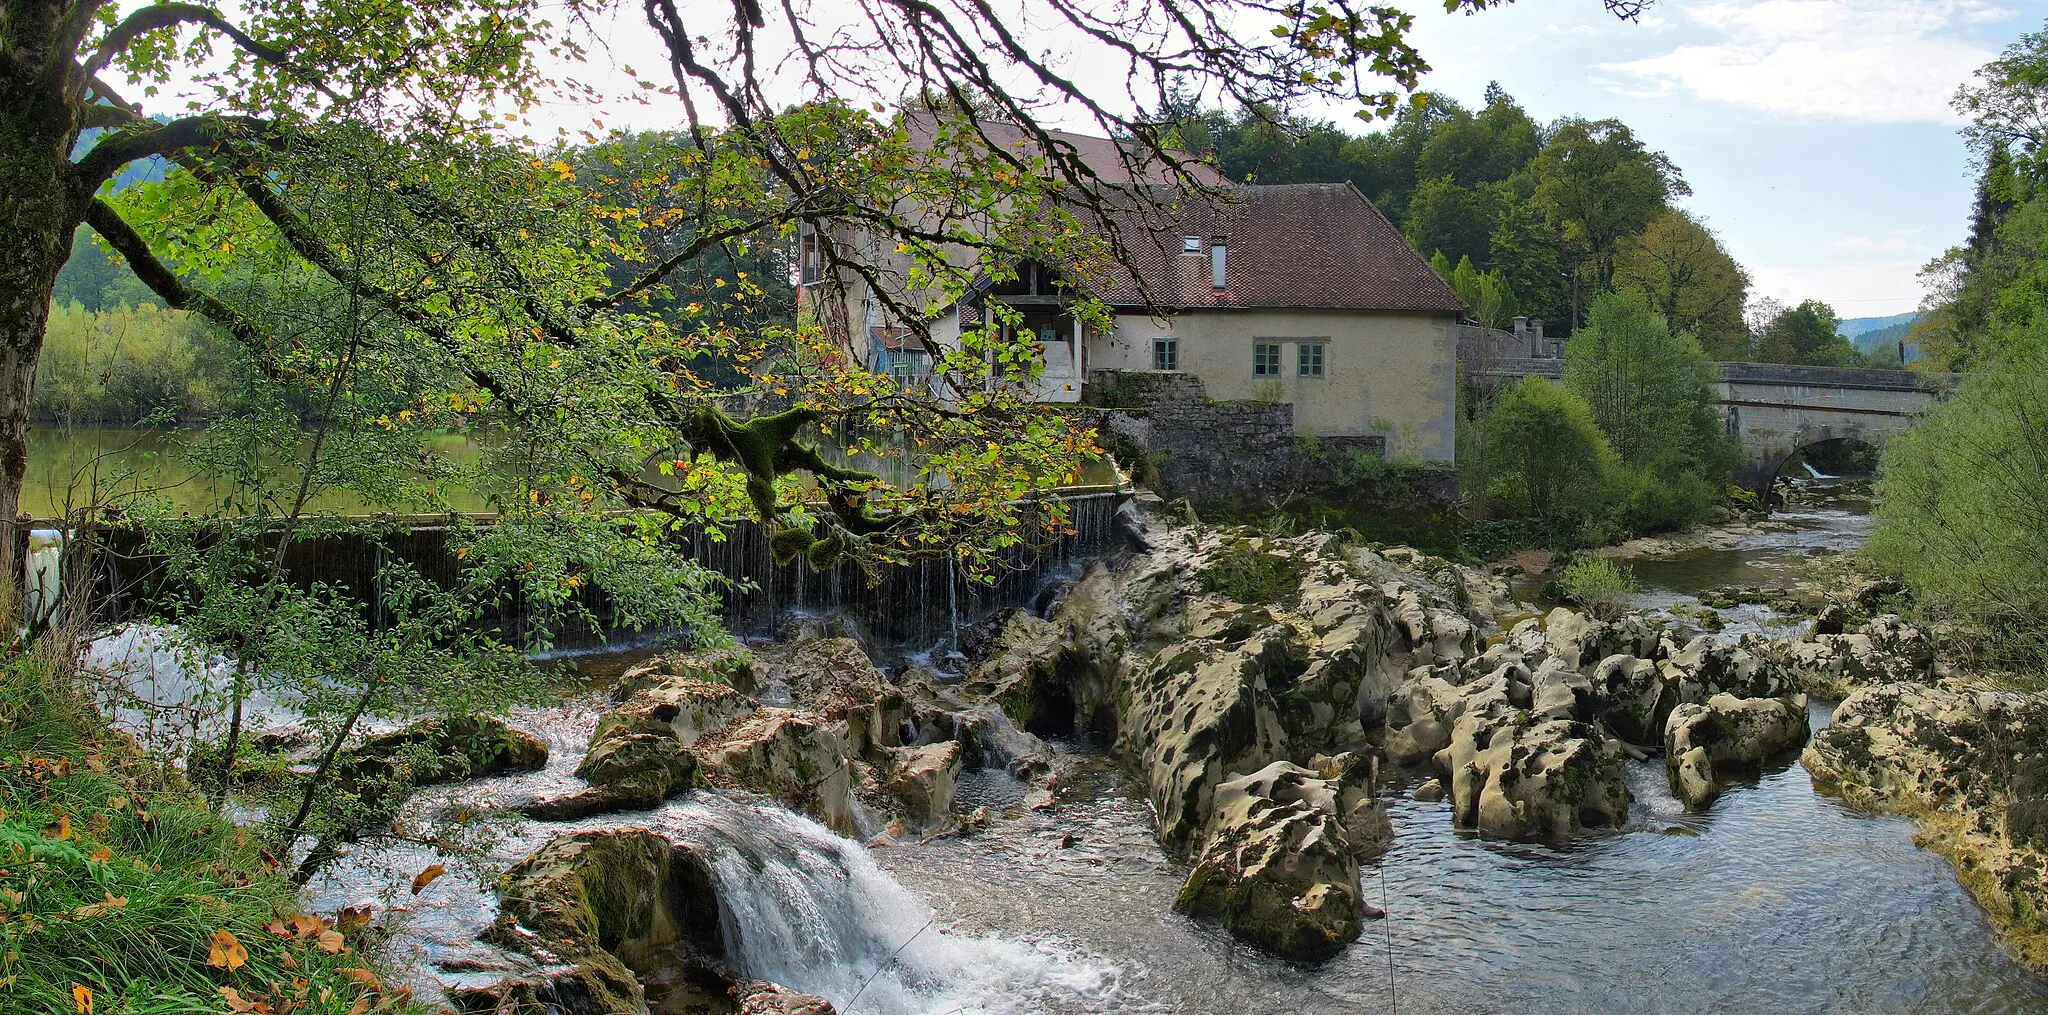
[276,488,2048,1014]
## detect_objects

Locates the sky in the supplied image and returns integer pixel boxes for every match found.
[150,0,2041,319]
[1383,0,2041,319]
[534,0,2039,320]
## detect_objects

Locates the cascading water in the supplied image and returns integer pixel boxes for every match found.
[670,794,1120,1015]
[23,527,63,626]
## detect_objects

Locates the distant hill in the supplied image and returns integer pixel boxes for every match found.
[1839,311,1919,343]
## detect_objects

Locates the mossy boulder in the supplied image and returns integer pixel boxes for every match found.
[480,829,730,1015]
[1173,761,1364,962]
[694,709,855,833]
[527,678,752,820]
[1662,693,1809,810]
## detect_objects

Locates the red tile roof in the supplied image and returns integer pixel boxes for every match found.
[1088,184,1464,313]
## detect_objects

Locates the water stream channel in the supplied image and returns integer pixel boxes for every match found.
[281,480,2048,1013]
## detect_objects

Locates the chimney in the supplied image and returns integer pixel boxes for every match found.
[1210,236,1227,291]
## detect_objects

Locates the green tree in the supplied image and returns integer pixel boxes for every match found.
[1483,375,1619,521]
[1447,255,1513,328]
[1755,299,1855,365]
[1530,118,1690,327]
[1612,210,1751,359]
[1565,292,1723,463]
[1866,324,2048,678]
[1405,176,1498,268]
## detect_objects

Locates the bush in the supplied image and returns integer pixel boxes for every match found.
[1482,376,1619,522]
[35,303,236,425]
[1866,326,2048,680]
[1550,555,1639,620]
[0,652,428,1015]
[1196,542,1304,606]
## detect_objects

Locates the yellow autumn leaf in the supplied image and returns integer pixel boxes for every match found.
[316,928,346,954]
[71,983,92,1014]
[206,928,248,970]
[410,863,447,895]
[42,814,71,840]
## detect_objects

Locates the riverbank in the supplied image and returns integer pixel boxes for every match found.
[34,492,2048,1013]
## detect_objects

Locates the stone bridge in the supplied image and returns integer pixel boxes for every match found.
[1472,358,1959,490]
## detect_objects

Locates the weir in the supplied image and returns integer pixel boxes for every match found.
[34,485,1128,653]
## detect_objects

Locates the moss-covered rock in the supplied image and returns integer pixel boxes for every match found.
[481,829,731,1015]
[1662,693,1809,810]
[1172,762,1364,962]
[694,709,855,833]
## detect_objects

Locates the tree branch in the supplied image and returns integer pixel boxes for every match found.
[71,113,276,188]
[83,1,338,101]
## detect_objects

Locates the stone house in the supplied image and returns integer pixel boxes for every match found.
[799,125,1464,464]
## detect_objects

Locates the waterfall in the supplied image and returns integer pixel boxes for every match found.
[667,794,1118,1015]
[24,527,63,625]
[1801,461,1833,480]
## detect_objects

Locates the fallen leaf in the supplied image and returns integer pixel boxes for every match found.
[334,906,372,932]
[87,847,111,864]
[315,928,346,954]
[345,994,371,1015]
[289,914,324,939]
[339,967,381,991]
[207,928,248,970]
[409,864,446,895]
[279,950,298,972]
[42,815,71,841]
[263,918,291,938]
[71,983,92,1013]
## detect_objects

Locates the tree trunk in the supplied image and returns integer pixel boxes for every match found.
[0,7,86,593]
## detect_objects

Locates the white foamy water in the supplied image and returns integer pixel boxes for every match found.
[307,757,1123,1015]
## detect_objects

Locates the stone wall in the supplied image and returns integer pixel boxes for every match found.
[1079,370,1456,547]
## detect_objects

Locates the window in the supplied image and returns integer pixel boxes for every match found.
[1298,342,1325,378]
[1182,235,1202,254]
[1253,342,1282,377]
[1153,337,1179,371]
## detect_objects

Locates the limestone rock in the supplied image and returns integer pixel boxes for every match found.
[695,709,856,833]
[885,740,963,827]
[1775,615,1936,698]
[1803,683,2048,970]
[735,981,836,1014]
[341,715,548,788]
[1444,710,1631,838]
[616,646,758,699]
[1662,694,1809,810]
[1587,653,1666,745]
[527,678,752,819]
[1413,778,1445,802]
[485,829,728,1015]
[964,565,1129,738]
[1118,627,1292,847]
[1173,762,1363,962]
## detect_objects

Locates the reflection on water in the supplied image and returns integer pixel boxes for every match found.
[24,426,1120,519]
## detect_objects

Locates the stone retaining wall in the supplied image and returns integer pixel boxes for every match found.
[1078,370,1456,546]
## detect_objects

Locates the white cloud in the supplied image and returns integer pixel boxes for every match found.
[1596,0,2012,123]
[1829,234,1916,253]
[1751,258,1933,316]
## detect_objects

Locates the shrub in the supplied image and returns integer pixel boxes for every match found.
[1866,325,2048,680]
[1482,376,1619,522]
[1551,555,1639,620]
[1196,542,1304,606]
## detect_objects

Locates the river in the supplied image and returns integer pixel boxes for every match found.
[877,480,2048,1014]
[285,479,2048,1014]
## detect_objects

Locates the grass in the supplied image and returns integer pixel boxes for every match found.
[1549,555,1639,621]
[1195,542,1305,607]
[0,635,429,1015]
